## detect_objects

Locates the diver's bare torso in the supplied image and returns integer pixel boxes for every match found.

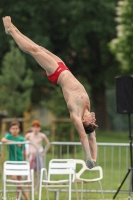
[57,70,90,118]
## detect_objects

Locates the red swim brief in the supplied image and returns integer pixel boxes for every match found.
[47,62,69,84]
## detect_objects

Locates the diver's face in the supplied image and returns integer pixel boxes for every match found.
[32,126,40,134]
[82,111,96,126]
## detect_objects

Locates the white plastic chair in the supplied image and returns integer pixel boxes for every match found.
[75,159,104,200]
[39,159,78,200]
[3,161,34,200]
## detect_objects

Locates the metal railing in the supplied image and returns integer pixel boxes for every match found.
[0,141,132,198]
[43,142,132,194]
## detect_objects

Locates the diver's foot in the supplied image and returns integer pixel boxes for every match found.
[2,16,12,34]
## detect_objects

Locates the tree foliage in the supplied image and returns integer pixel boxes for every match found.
[0,0,119,129]
[0,40,34,117]
[110,0,133,73]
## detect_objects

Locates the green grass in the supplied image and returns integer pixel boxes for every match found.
[96,130,129,143]
[0,130,132,199]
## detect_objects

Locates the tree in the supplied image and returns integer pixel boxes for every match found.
[41,0,119,129]
[109,0,133,74]
[0,40,34,117]
[66,0,119,130]
[0,0,119,129]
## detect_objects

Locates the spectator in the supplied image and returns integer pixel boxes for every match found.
[24,127,32,158]
[25,120,50,192]
[1,121,29,200]
[0,146,2,156]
